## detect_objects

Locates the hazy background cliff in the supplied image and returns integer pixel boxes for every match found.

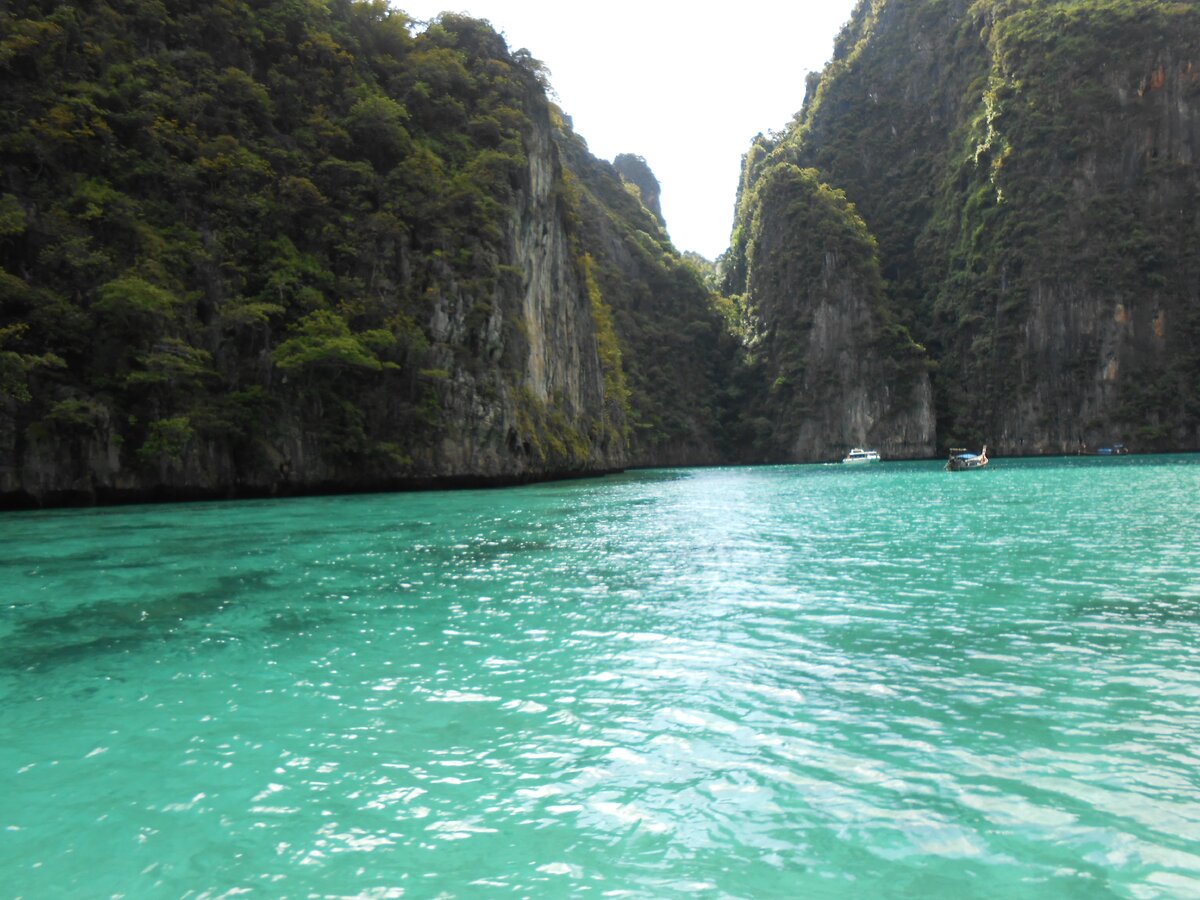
[728,0,1200,456]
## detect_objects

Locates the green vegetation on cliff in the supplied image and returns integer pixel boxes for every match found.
[726,161,932,459]
[0,0,736,503]
[556,127,738,465]
[729,0,1200,453]
[7,0,1188,503]
[1,1,550,483]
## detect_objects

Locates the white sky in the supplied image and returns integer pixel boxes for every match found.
[398,1,860,259]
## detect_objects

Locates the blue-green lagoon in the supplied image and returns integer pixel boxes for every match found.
[2,456,1199,898]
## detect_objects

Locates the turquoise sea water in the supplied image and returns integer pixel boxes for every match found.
[2,456,1199,898]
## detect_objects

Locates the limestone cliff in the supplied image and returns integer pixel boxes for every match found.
[612,153,666,228]
[736,0,1200,454]
[557,137,735,467]
[731,164,934,461]
[1,86,617,505]
[380,90,622,482]
[0,9,681,506]
[8,0,1190,509]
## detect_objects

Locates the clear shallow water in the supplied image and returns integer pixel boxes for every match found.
[2,456,1199,899]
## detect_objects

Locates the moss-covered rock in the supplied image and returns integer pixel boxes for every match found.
[729,0,1200,455]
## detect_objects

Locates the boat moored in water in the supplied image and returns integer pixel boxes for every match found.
[946,445,988,471]
[842,448,881,464]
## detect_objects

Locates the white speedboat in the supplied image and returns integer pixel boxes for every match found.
[842,448,881,464]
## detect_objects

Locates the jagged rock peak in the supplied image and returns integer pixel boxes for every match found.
[612,153,665,228]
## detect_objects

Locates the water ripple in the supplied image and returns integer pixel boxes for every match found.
[1,457,1199,897]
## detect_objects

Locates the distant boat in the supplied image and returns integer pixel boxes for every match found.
[1096,444,1128,456]
[946,445,988,471]
[842,448,881,464]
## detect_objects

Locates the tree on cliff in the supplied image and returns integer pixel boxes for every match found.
[0,1,738,502]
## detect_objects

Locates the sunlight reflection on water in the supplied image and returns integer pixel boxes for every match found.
[1,456,1199,896]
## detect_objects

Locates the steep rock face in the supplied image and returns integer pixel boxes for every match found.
[1,94,619,504]
[612,153,666,228]
[0,9,645,506]
[738,165,934,461]
[407,99,618,480]
[0,5,741,508]
[559,135,736,467]
[928,1,1200,453]
[745,0,1200,454]
[791,0,985,295]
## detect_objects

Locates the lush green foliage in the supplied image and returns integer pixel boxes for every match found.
[0,1,649,484]
[554,128,739,463]
[612,153,664,227]
[729,0,1200,451]
[728,163,929,456]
